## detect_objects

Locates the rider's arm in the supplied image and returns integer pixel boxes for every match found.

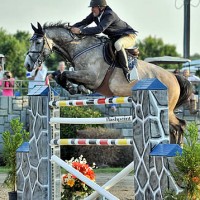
[73,13,94,28]
[81,12,114,35]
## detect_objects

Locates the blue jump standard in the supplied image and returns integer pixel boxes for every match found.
[132,78,167,91]
[150,144,182,157]
[16,142,30,153]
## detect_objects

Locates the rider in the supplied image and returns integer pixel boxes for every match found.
[71,0,137,82]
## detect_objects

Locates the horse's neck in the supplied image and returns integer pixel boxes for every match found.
[45,28,104,60]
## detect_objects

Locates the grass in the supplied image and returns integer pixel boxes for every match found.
[94,168,125,174]
[0,166,10,174]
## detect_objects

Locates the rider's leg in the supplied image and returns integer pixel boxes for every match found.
[114,34,136,82]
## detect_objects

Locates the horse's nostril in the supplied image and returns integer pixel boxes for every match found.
[26,64,32,72]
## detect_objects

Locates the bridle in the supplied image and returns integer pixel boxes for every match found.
[26,35,53,68]
[26,28,99,69]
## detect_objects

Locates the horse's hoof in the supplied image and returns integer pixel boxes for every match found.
[169,124,184,145]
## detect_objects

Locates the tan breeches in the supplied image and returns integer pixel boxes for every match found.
[114,34,136,51]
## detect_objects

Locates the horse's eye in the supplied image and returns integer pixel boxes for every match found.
[36,38,43,45]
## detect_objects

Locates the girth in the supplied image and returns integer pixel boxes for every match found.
[96,66,115,97]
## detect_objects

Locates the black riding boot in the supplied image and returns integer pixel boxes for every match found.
[117,49,131,83]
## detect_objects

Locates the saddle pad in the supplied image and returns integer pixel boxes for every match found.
[103,42,116,66]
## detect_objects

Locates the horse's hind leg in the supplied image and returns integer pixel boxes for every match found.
[169,112,186,145]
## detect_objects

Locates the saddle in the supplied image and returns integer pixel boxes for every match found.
[103,41,140,66]
[96,41,139,96]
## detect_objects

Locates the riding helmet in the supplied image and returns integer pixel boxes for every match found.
[89,0,107,7]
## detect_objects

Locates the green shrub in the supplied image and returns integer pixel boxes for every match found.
[164,122,200,200]
[60,106,102,138]
[60,106,103,160]
[65,127,133,167]
[2,118,29,191]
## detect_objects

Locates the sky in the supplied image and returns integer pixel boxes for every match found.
[0,0,200,56]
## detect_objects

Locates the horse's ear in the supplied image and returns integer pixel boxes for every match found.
[37,22,44,35]
[37,22,43,32]
[31,23,37,32]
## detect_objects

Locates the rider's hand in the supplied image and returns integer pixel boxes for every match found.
[71,27,81,34]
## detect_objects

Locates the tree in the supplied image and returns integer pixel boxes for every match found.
[137,36,180,69]
[14,30,30,47]
[45,53,68,71]
[190,53,200,60]
[0,28,30,78]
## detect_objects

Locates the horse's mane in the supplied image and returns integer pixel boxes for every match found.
[43,22,109,43]
[43,22,71,30]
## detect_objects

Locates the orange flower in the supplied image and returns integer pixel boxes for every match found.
[192,177,200,184]
[62,174,68,179]
[67,179,75,187]
[72,162,95,181]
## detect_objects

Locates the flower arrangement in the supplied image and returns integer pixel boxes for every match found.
[61,155,95,200]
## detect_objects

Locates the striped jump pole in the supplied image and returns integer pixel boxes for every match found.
[49,97,132,107]
[50,116,133,124]
[50,139,133,146]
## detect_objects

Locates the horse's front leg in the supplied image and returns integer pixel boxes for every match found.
[63,70,97,86]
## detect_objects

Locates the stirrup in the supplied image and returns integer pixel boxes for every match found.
[125,72,134,83]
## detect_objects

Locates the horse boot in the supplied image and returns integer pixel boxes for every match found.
[77,85,92,94]
[117,49,131,83]
[66,81,78,95]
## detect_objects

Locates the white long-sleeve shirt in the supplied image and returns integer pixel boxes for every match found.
[27,66,48,91]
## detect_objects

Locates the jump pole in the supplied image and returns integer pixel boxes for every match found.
[50,139,133,146]
[49,96,132,107]
[51,155,119,200]
[50,116,133,124]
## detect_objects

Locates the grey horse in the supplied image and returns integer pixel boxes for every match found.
[24,22,192,144]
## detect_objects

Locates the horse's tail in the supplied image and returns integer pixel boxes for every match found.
[175,74,193,109]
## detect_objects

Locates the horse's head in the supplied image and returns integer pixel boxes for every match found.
[24,22,53,72]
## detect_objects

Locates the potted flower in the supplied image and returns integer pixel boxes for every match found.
[2,118,29,200]
[62,155,95,200]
